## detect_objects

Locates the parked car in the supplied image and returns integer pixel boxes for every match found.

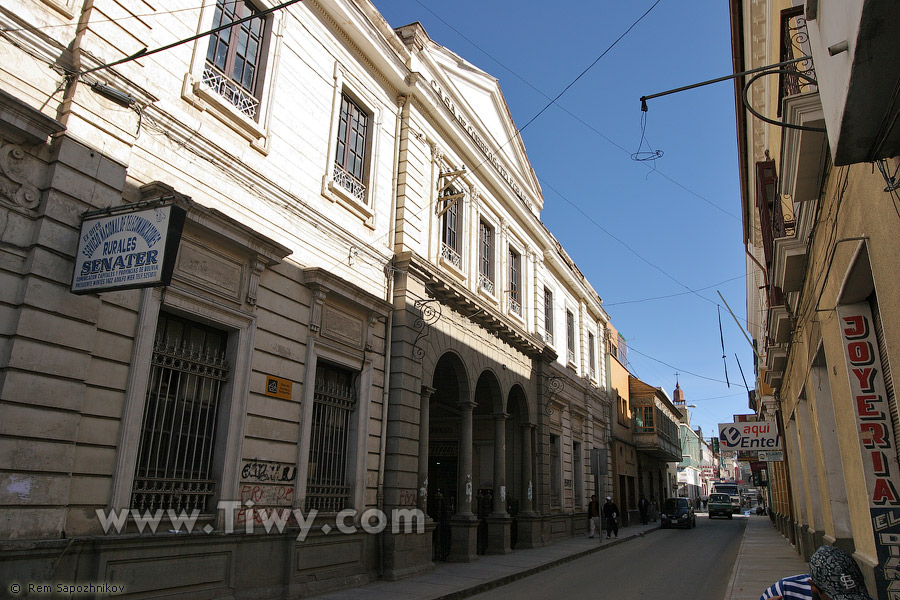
[708,492,733,519]
[660,497,696,529]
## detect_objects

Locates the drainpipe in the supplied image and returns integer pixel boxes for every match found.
[377,94,408,577]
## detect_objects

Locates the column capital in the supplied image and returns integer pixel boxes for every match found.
[420,385,436,399]
[493,412,510,421]
[457,399,477,411]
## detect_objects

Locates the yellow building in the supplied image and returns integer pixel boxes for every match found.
[730,0,900,596]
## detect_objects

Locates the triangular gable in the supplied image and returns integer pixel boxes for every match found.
[424,41,543,213]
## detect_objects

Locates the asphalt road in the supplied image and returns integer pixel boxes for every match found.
[469,513,748,600]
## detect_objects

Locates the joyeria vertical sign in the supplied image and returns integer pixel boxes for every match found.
[839,302,900,599]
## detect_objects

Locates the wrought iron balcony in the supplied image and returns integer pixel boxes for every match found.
[479,273,494,295]
[333,163,367,203]
[509,296,522,317]
[777,7,816,118]
[441,243,462,269]
[202,64,260,119]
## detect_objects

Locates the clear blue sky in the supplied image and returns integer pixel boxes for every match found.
[372,0,753,439]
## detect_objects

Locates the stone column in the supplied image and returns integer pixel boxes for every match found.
[486,412,512,554]
[521,423,535,514]
[449,399,479,561]
[456,399,476,516]
[516,423,542,548]
[417,386,435,512]
[491,413,509,516]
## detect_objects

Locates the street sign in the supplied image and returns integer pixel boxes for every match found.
[758,451,783,461]
[718,421,781,451]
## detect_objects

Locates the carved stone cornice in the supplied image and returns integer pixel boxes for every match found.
[395,251,547,359]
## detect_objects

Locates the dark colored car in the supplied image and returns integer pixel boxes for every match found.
[660,497,696,529]
[708,492,734,519]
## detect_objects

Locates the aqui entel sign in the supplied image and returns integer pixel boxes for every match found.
[718,421,781,451]
[71,204,185,294]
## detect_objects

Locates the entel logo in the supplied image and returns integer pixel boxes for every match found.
[720,426,742,447]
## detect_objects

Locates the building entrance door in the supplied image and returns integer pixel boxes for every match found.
[428,442,457,561]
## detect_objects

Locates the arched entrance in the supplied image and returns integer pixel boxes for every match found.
[506,384,531,549]
[472,371,503,554]
[426,352,469,561]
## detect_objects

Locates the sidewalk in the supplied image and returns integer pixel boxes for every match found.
[313,512,807,600]
[726,513,808,599]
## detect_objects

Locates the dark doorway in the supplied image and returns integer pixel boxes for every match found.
[428,446,456,561]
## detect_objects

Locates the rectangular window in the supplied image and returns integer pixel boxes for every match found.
[132,313,229,513]
[508,248,521,316]
[334,93,369,203]
[204,0,267,119]
[479,220,494,293]
[550,434,561,507]
[544,287,553,343]
[440,189,462,268]
[306,361,358,512]
[566,310,575,363]
[634,406,655,433]
[589,332,596,374]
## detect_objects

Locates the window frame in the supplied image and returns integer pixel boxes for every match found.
[566,309,575,365]
[111,287,256,529]
[184,0,283,151]
[544,287,554,344]
[508,246,522,317]
[322,68,383,227]
[478,219,495,295]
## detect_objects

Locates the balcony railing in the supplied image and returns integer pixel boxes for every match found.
[333,163,367,203]
[479,273,494,295]
[202,64,260,119]
[441,243,462,269]
[778,7,817,118]
[509,296,522,317]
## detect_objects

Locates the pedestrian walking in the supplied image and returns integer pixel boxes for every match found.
[759,545,873,599]
[587,494,601,539]
[638,494,650,525]
[602,496,619,539]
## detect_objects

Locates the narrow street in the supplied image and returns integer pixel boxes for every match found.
[469,513,747,600]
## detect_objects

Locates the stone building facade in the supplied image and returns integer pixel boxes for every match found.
[1,0,614,596]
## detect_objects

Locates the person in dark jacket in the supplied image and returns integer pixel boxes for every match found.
[587,494,601,538]
[602,496,619,539]
[638,494,650,525]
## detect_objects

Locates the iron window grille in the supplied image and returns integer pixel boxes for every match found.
[550,434,561,507]
[132,313,229,514]
[306,362,358,513]
[334,93,369,203]
[204,0,266,119]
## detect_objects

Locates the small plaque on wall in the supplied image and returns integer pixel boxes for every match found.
[265,375,292,400]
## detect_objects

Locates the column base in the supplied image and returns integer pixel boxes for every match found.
[380,518,436,581]
[448,515,479,562]
[486,515,512,554]
[513,513,544,549]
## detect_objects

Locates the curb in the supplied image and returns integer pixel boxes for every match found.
[433,526,661,600]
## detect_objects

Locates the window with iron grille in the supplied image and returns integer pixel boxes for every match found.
[508,247,521,315]
[132,313,229,513]
[204,0,267,119]
[441,190,462,268]
[334,93,369,203]
[479,220,494,293]
[566,310,575,363]
[306,361,358,512]
[544,287,553,343]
